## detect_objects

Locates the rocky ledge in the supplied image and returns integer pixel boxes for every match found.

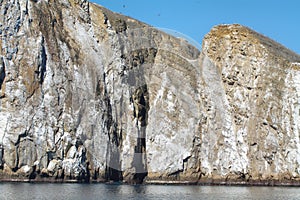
[1,0,300,184]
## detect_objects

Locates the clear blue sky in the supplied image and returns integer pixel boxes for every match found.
[92,0,300,54]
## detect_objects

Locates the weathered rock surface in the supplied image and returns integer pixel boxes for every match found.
[1,0,300,184]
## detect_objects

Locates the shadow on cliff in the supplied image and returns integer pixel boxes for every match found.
[0,57,5,94]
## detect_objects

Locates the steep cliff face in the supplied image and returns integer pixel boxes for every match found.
[198,25,300,183]
[1,0,300,184]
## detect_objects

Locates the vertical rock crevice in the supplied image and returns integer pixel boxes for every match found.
[104,73,123,182]
[131,85,149,183]
[105,123,123,182]
[0,145,3,169]
[36,36,47,85]
[0,57,5,93]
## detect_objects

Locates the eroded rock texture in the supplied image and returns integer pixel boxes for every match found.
[0,0,300,184]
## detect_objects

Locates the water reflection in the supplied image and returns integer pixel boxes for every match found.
[0,183,300,200]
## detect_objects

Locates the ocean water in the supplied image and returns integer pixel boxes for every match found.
[0,183,300,200]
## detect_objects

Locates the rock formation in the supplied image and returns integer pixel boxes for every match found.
[1,0,300,185]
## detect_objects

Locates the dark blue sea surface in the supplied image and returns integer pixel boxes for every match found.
[0,182,300,200]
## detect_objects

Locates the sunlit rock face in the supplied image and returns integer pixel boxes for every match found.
[198,25,300,183]
[1,0,300,184]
